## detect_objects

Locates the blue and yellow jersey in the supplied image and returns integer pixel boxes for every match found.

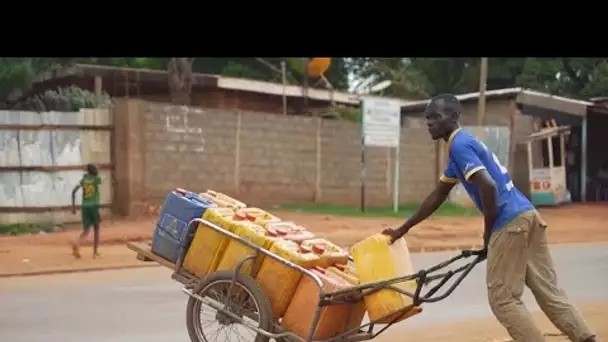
[440,128,534,232]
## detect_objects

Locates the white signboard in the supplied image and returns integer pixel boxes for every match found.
[362,98,401,147]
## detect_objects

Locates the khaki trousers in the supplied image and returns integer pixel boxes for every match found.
[486,210,595,342]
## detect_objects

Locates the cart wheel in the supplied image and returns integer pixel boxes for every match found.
[186,271,273,342]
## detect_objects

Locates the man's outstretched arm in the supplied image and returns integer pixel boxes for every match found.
[71,184,81,214]
[392,180,456,236]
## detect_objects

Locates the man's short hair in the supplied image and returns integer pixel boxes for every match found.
[425,93,462,119]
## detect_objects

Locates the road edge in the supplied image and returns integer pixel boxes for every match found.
[0,263,160,279]
[0,244,483,278]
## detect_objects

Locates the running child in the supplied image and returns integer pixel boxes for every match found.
[71,164,102,259]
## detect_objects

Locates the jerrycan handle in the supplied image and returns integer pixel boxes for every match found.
[188,193,215,207]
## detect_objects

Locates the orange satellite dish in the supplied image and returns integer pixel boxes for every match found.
[307,58,331,77]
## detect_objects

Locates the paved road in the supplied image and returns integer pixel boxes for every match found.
[1,243,607,342]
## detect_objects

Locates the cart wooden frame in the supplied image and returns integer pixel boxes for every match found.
[128,218,483,342]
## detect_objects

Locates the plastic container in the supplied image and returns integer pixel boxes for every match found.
[237,207,281,225]
[202,207,238,231]
[265,221,316,243]
[182,208,237,277]
[324,265,367,332]
[301,238,349,268]
[151,188,215,263]
[282,267,366,340]
[256,240,322,318]
[199,190,246,209]
[327,264,359,285]
[216,221,280,276]
[351,234,422,323]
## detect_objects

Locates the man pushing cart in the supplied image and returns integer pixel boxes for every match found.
[383,94,596,342]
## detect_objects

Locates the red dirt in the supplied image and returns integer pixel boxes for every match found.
[1,203,607,276]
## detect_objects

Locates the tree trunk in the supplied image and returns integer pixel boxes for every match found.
[168,57,194,105]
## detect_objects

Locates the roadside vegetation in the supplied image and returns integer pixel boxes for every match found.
[274,202,480,217]
[0,223,58,236]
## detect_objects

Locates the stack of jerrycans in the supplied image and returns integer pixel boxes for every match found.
[151,188,216,263]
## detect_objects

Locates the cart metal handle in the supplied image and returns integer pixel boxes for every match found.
[416,249,485,304]
[324,248,484,305]
[322,249,486,342]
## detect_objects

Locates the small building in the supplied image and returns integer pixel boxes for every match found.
[400,88,600,204]
[7,64,413,115]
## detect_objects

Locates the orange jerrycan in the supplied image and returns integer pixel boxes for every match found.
[351,234,422,323]
[300,238,349,268]
[256,240,322,318]
[325,265,367,332]
[283,267,366,340]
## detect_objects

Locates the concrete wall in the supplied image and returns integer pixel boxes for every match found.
[0,109,113,224]
[112,99,436,216]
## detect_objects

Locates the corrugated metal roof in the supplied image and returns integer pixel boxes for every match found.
[400,87,522,112]
[21,64,416,107]
[401,87,593,118]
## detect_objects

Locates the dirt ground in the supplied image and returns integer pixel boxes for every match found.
[1,204,608,277]
[382,300,608,342]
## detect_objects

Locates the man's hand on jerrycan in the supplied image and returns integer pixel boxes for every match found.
[381,227,408,245]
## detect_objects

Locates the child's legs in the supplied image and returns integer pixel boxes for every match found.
[90,208,101,254]
[79,207,95,244]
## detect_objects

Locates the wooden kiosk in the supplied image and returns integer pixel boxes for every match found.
[518,120,572,206]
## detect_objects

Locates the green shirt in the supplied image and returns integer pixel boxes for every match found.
[81,174,101,207]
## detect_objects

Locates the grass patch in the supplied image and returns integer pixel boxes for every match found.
[0,223,57,236]
[273,202,480,218]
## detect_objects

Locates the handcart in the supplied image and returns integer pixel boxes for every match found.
[128,218,485,342]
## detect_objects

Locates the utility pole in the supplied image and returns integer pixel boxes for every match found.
[302,57,309,115]
[281,59,287,115]
[476,57,489,137]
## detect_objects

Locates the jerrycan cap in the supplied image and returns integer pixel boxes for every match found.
[311,244,326,255]
[299,245,312,254]
[233,211,248,221]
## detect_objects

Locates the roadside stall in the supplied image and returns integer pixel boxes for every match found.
[519,121,572,206]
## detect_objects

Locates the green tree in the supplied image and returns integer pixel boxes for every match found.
[192,58,349,90]
[344,57,608,101]
[12,86,111,111]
